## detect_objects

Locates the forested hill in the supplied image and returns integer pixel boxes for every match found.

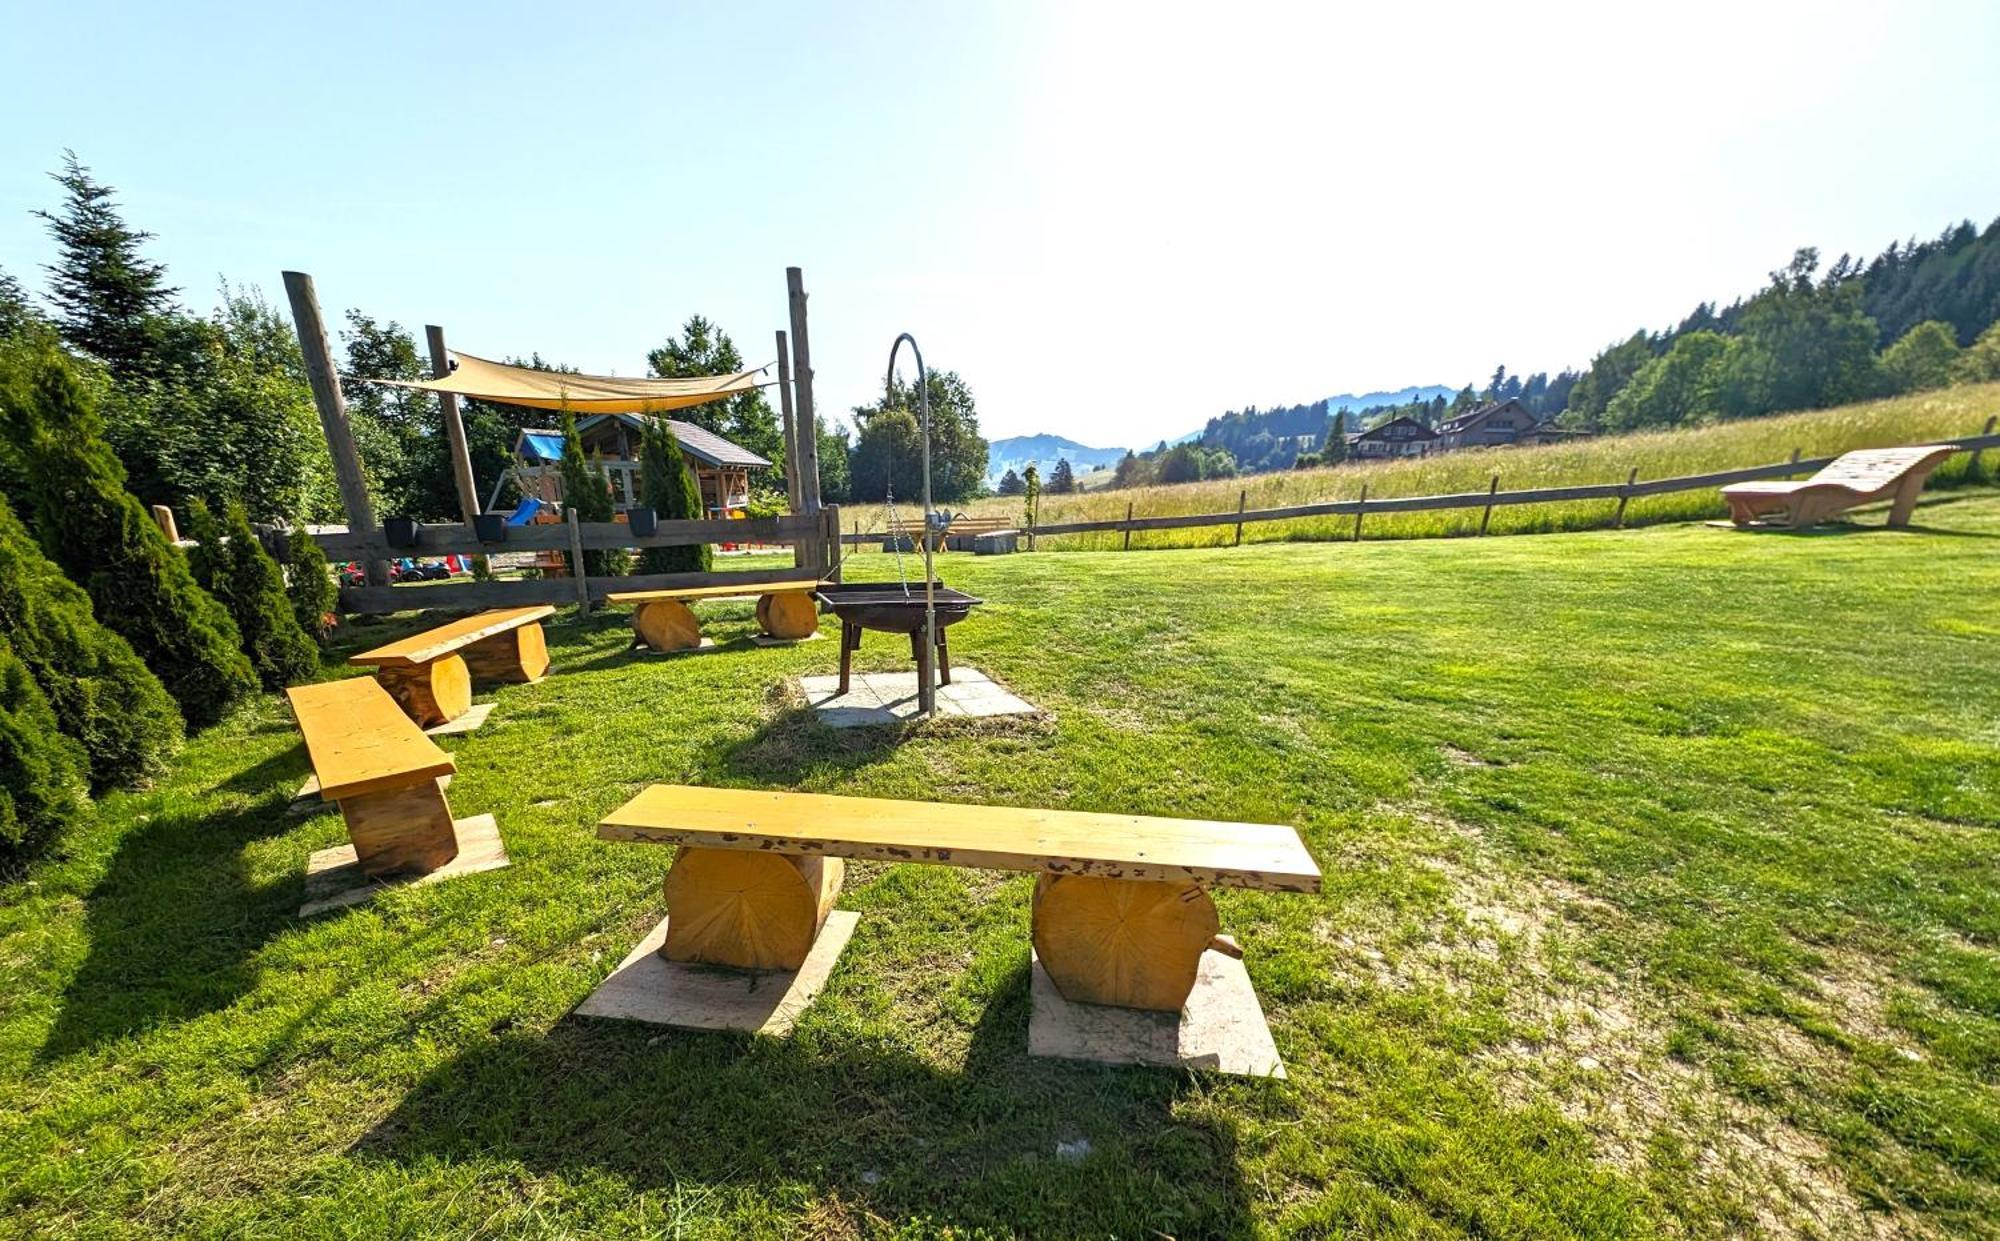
[1196,385,1454,473]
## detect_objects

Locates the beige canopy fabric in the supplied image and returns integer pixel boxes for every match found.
[365,350,765,413]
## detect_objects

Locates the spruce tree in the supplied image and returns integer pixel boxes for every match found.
[1049,458,1076,494]
[1323,411,1349,464]
[32,152,178,374]
[285,524,338,644]
[637,418,711,575]
[0,494,181,790]
[0,343,254,726]
[557,410,625,576]
[0,632,89,870]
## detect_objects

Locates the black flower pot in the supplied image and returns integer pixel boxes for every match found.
[474,513,509,543]
[385,516,421,549]
[628,507,658,537]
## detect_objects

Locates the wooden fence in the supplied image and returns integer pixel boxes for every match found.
[320,506,843,615]
[841,426,2000,549]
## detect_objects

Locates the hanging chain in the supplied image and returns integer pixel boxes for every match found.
[881,476,912,596]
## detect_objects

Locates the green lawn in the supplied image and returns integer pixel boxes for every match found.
[3,494,1998,1238]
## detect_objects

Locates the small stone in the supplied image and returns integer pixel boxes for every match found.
[1576,1056,1602,1072]
[1897,1047,1923,1063]
[492,937,507,947]
[1055,1137,1091,1161]
[860,1170,881,1185]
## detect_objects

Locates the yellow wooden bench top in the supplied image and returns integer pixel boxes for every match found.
[605,579,825,605]
[350,606,556,668]
[598,785,1323,892]
[286,678,456,801]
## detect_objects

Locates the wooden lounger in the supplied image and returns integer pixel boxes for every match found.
[1720,444,1960,530]
[287,678,472,878]
[350,605,555,726]
[599,785,1321,1013]
[606,579,826,651]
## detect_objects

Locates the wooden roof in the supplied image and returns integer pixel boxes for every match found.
[598,785,1323,892]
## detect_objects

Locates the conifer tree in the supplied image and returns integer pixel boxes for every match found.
[637,418,711,575]
[285,524,338,644]
[0,343,254,726]
[0,494,181,790]
[32,152,178,374]
[1049,458,1076,494]
[0,632,89,869]
[190,499,319,689]
[556,410,626,577]
[1322,411,1349,464]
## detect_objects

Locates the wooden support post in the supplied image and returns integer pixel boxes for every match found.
[1614,467,1639,528]
[1123,500,1135,551]
[283,271,388,586]
[426,325,481,524]
[824,504,843,582]
[1788,447,1803,477]
[786,269,823,516]
[662,848,845,972]
[775,331,804,513]
[1353,483,1368,542]
[1968,415,1997,480]
[566,508,590,615]
[338,776,460,878]
[1479,475,1499,535]
[150,504,179,543]
[1234,489,1247,546]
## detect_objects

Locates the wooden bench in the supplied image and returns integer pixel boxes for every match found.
[599,785,1321,1013]
[287,678,468,878]
[887,514,1013,552]
[1720,444,1960,530]
[350,605,555,726]
[606,579,826,651]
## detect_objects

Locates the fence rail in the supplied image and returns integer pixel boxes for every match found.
[839,430,1999,547]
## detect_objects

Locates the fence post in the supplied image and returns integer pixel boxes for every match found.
[566,508,590,614]
[824,504,843,581]
[1353,484,1368,542]
[1788,447,1802,477]
[1234,489,1247,546]
[1614,467,1638,528]
[1479,475,1499,535]
[150,504,180,543]
[1122,500,1135,551]
[1968,415,1997,480]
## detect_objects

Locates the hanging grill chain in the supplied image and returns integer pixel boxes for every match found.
[881,477,912,596]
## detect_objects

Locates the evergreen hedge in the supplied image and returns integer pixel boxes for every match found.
[187,498,319,689]
[285,524,338,645]
[0,495,181,790]
[0,631,89,870]
[0,343,255,727]
[637,418,711,575]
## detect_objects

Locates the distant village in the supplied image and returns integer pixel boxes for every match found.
[1343,397,1589,461]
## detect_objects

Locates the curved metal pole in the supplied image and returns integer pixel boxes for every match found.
[887,333,937,716]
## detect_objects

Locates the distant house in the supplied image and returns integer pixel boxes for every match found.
[502,415,770,516]
[1433,398,1585,452]
[1347,416,1437,460]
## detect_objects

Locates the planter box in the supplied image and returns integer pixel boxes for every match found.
[385,517,422,549]
[627,507,658,537]
[473,513,509,543]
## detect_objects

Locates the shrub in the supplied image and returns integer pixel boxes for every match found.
[637,417,711,575]
[0,631,89,870]
[189,498,318,689]
[0,343,254,727]
[557,410,627,576]
[0,494,181,790]
[285,524,338,644]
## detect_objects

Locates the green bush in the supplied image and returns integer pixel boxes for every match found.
[0,495,181,790]
[188,498,318,689]
[285,524,338,644]
[0,343,254,727]
[0,631,89,870]
[637,418,711,575]
[557,410,628,577]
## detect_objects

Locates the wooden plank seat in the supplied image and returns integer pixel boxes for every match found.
[1720,444,1960,530]
[350,605,555,727]
[606,579,827,652]
[599,785,1322,1013]
[287,678,470,878]
[886,514,1012,552]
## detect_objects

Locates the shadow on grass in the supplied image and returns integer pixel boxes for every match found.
[357,963,1252,1235]
[714,701,911,783]
[36,793,306,1062]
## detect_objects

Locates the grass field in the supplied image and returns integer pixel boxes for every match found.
[942,383,2000,550]
[3,491,1998,1237]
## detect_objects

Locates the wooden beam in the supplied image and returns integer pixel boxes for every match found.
[786,268,823,516]
[775,330,803,513]
[312,512,827,559]
[426,325,481,523]
[566,508,590,614]
[283,271,387,586]
[338,565,817,614]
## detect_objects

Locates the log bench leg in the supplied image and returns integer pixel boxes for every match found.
[633,599,703,651]
[660,847,845,971]
[1031,874,1222,1011]
[463,623,549,683]
[337,776,460,878]
[376,655,471,727]
[756,590,819,640]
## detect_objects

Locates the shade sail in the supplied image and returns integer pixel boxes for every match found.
[365,350,765,413]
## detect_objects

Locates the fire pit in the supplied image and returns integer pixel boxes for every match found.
[816,581,982,697]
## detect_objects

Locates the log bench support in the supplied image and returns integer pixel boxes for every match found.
[351,606,556,727]
[376,655,471,728]
[660,848,846,971]
[339,775,461,878]
[1031,874,1222,1011]
[613,581,825,652]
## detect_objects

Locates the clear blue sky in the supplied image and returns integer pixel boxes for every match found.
[4,1,1999,448]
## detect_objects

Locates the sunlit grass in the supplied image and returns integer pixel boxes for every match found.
[939,383,2000,549]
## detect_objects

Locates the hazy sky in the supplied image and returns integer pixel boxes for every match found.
[3,1,1998,447]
